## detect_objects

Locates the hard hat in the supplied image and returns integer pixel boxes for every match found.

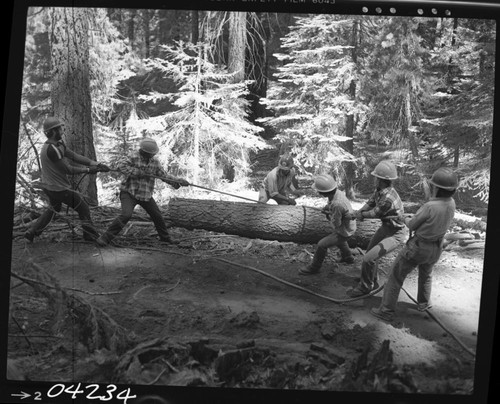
[43,117,63,133]
[429,167,459,190]
[371,160,398,180]
[139,138,159,155]
[313,174,337,193]
[278,155,294,171]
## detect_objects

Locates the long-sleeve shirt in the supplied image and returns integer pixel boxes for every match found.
[117,151,177,201]
[261,167,297,198]
[325,189,356,238]
[406,197,456,241]
[363,186,405,228]
[40,139,94,191]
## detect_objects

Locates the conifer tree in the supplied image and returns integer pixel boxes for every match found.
[258,14,362,180]
[136,41,268,187]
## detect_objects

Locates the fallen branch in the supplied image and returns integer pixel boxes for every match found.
[12,260,132,354]
[11,272,121,296]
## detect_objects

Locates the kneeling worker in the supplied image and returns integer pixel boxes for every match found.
[299,174,356,275]
[258,154,299,205]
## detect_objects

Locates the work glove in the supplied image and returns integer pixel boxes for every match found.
[345,212,356,221]
[354,210,364,221]
[287,198,297,206]
[97,163,111,172]
[175,178,190,187]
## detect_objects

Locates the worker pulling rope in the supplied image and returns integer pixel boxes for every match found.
[109,169,266,204]
[210,256,475,358]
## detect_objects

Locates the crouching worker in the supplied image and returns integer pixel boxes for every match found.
[258,154,299,205]
[25,117,110,243]
[96,138,189,246]
[370,167,458,322]
[347,160,407,297]
[299,174,356,275]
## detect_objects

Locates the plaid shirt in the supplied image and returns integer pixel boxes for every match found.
[365,186,405,228]
[117,151,174,201]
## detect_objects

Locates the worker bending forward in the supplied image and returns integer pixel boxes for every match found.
[300,174,356,275]
[96,138,188,246]
[347,161,407,297]
[25,117,110,243]
[258,155,299,205]
[370,167,458,321]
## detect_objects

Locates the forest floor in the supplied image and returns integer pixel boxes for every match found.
[6,147,488,396]
[7,201,485,395]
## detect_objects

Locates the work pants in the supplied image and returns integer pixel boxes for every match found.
[318,232,353,261]
[358,223,407,292]
[28,189,99,241]
[379,236,443,315]
[101,191,170,242]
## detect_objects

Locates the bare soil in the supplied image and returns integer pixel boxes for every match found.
[7,214,483,394]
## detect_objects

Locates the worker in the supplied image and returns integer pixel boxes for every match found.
[24,117,110,243]
[258,154,300,205]
[299,174,356,275]
[95,137,189,246]
[370,167,458,321]
[347,160,407,297]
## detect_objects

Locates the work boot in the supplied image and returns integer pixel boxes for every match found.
[417,303,433,312]
[95,235,109,247]
[346,286,371,297]
[24,231,34,243]
[82,225,100,242]
[339,256,355,264]
[370,307,393,322]
[299,246,327,275]
[159,236,179,245]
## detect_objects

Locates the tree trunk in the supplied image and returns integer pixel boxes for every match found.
[246,12,267,121]
[404,80,419,158]
[142,9,150,59]
[228,11,247,82]
[344,18,359,199]
[128,9,136,45]
[192,10,199,43]
[165,198,403,249]
[50,7,97,205]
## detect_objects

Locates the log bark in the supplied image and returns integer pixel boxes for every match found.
[165,198,381,248]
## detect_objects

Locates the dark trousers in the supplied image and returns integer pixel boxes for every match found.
[101,191,170,242]
[318,233,353,260]
[28,189,99,240]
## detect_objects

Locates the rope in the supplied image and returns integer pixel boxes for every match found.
[210,256,476,358]
[211,256,384,304]
[401,286,476,358]
[301,205,307,235]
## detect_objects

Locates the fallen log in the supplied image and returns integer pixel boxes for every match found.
[165,198,382,249]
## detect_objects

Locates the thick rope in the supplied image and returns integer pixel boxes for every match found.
[401,286,476,358]
[210,256,476,358]
[211,256,384,304]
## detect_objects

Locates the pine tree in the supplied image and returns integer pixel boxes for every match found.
[258,14,361,179]
[136,41,268,188]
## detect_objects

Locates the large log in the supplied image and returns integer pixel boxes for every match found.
[165,198,381,248]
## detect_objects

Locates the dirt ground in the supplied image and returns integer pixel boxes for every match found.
[7,202,484,394]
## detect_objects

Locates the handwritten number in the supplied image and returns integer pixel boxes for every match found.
[85,384,101,400]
